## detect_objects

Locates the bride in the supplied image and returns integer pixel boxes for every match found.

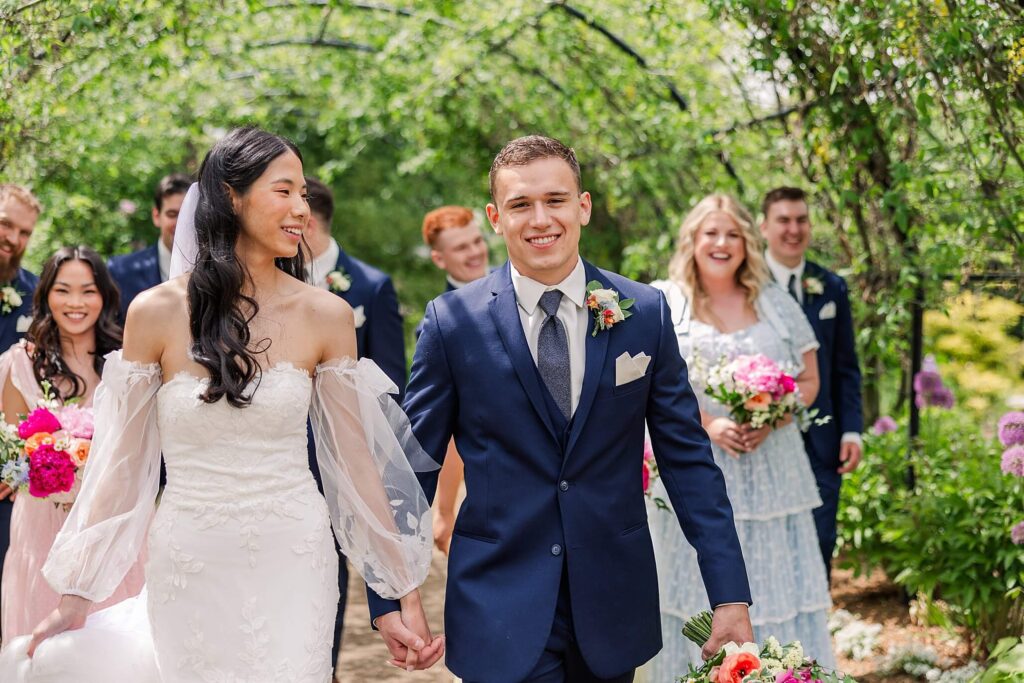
[0,126,443,681]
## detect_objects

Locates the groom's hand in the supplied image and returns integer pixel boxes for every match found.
[376,590,445,671]
[702,604,754,661]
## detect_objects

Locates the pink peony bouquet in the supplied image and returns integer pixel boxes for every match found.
[0,400,93,509]
[680,611,856,683]
[703,354,827,431]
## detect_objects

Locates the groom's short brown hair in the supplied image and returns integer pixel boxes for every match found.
[489,135,581,201]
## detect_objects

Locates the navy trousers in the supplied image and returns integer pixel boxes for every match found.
[810,461,841,580]
[0,499,10,640]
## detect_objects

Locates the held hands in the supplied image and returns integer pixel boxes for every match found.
[702,603,754,661]
[27,594,92,657]
[0,482,15,501]
[376,589,445,671]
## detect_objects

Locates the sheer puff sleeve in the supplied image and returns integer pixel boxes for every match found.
[311,357,436,601]
[42,351,162,602]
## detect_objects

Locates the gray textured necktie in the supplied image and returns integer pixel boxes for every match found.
[787,273,802,304]
[537,289,571,419]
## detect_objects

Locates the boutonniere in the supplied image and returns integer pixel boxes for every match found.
[585,280,634,337]
[325,269,351,293]
[802,276,824,296]
[0,286,24,315]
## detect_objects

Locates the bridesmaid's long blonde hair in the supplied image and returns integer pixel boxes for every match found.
[668,194,770,316]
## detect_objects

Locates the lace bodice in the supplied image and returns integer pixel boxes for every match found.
[156,365,314,507]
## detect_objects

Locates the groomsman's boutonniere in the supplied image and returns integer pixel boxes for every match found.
[326,269,351,293]
[585,281,634,337]
[0,286,23,315]
[802,276,824,296]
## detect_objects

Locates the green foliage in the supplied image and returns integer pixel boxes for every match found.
[838,411,1024,654]
[974,637,1024,682]
[925,291,1024,413]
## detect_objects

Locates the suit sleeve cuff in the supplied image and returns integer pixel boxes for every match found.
[840,432,862,447]
[714,602,751,608]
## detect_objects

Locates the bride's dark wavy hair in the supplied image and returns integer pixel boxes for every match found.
[190,126,306,408]
[27,246,123,401]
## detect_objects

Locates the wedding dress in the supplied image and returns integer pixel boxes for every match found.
[0,352,433,682]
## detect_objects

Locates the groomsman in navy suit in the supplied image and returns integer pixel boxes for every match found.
[760,186,864,578]
[108,173,191,322]
[371,136,753,682]
[418,206,490,555]
[303,176,406,670]
[0,184,42,639]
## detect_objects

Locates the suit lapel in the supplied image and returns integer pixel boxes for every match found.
[333,249,354,304]
[565,261,611,457]
[488,267,560,443]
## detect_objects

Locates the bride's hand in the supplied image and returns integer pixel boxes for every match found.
[26,594,92,657]
[705,417,746,458]
[738,423,772,452]
[379,589,445,671]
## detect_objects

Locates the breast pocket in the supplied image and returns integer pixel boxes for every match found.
[612,373,652,397]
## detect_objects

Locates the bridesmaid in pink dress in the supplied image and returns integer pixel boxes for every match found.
[0,246,145,640]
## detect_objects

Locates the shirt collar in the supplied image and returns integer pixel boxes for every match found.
[510,257,586,315]
[446,274,469,290]
[764,249,805,284]
[157,239,172,282]
[307,238,341,284]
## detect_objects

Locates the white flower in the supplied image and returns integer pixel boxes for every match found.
[326,270,351,293]
[802,276,824,295]
[760,657,783,675]
[2,286,21,308]
[589,288,618,302]
[781,641,804,669]
[764,635,783,658]
[723,641,760,657]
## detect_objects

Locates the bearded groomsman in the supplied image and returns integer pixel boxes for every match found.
[108,173,191,321]
[303,176,406,670]
[418,206,490,554]
[760,186,863,578]
[0,183,42,639]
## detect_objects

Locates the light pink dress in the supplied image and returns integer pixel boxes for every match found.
[0,343,146,640]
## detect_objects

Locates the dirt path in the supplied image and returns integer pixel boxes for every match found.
[336,547,455,682]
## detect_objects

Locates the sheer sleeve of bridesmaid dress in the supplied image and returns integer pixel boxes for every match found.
[310,357,437,601]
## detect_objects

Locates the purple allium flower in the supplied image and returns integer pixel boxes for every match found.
[1012,521,1024,546]
[913,356,954,409]
[872,416,899,435]
[998,412,1024,447]
[118,199,138,215]
[1002,446,1024,477]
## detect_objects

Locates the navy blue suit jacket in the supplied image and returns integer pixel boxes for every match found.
[369,261,749,682]
[108,244,161,323]
[0,269,37,355]
[800,261,863,468]
[413,279,456,340]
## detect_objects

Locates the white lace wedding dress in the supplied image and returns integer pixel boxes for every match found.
[0,353,434,682]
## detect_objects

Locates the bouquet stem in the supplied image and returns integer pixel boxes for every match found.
[682,610,714,648]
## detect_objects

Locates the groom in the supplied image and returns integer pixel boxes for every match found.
[371,136,753,682]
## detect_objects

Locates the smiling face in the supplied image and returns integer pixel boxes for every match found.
[153,191,185,251]
[486,157,591,285]
[232,150,309,261]
[48,259,103,339]
[0,197,37,277]
[760,198,811,268]
[431,222,489,283]
[694,211,747,283]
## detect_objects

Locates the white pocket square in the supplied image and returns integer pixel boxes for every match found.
[353,305,366,329]
[615,351,651,386]
[818,301,837,320]
[15,315,31,333]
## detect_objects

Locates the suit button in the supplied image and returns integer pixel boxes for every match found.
[551,544,562,556]
[559,480,569,492]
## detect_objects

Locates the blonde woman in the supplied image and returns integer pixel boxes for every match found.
[646,194,834,676]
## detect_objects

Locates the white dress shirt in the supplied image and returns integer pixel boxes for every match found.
[510,258,588,417]
[157,238,172,283]
[764,251,862,448]
[764,250,805,305]
[307,238,341,290]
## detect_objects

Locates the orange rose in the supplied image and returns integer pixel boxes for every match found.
[24,431,54,455]
[743,391,772,411]
[717,652,761,683]
[68,439,91,467]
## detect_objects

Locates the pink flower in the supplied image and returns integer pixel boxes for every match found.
[1002,446,1024,477]
[872,415,898,435]
[118,199,138,215]
[776,670,813,682]
[55,405,94,439]
[1012,521,1024,546]
[28,444,77,498]
[18,408,62,439]
[998,412,1024,447]
[779,374,796,394]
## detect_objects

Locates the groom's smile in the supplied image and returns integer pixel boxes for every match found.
[487,156,592,286]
